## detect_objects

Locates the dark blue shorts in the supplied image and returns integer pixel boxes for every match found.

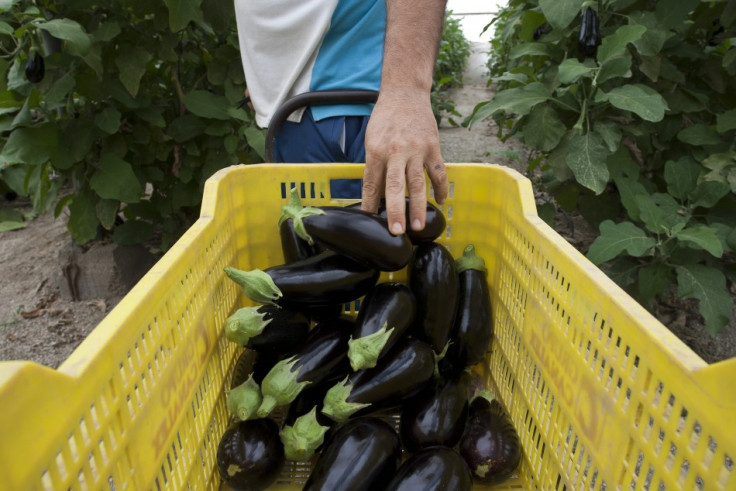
[274,107,369,198]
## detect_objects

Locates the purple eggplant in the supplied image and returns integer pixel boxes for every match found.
[224,250,379,307]
[216,418,285,491]
[279,189,320,263]
[350,198,447,244]
[224,304,309,354]
[321,338,438,423]
[446,244,493,373]
[348,282,416,371]
[303,417,401,491]
[399,371,470,452]
[408,242,459,353]
[256,315,354,417]
[385,446,472,491]
[459,392,521,484]
[280,194,413,271]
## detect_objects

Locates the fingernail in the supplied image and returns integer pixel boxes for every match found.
[391,222,403,235]
[412,219,422,231]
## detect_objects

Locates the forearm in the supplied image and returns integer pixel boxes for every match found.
[381,0,447,93]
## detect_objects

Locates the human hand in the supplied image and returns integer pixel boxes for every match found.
[361,87,448,235]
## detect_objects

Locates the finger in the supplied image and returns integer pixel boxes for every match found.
[361,159,384,213]
[426,160,448,205]
[406,158,427,231]
[384,156,407,235]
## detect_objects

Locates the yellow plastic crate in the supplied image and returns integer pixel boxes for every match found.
[1,163,734,490]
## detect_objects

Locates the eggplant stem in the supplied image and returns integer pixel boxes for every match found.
[321,376,370,423]
[455,244,487,275]
[224,267,282,306]
[258,356,310,417]
[279,407,329,461]
[226,375,262,421]
[347,323,395,371]
[224,306,271,346]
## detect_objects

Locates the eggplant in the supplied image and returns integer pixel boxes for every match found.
[25,52,45,83]
[399,371,470,452]
[216,418,285,491]
[280,193,413,271]
[350,198,446,244]
[303,417,401,491]
[279,190,319,263]
[321,338,438,423]
[578,7,601,58]
[408,242,459,353]
[224,250,379,307]
[459,392,521,485]
[257,315,354,417]
[348,282,416,371]
[385,446,472,491]
[224,304,309,354]
[445,244,493,373]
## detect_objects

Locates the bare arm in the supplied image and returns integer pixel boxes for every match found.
[361,0,448,235]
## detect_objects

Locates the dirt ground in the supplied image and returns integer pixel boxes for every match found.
[2,44,735,369]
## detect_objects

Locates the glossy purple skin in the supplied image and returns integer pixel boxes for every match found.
[385,446,472,491]
[216,419,284,491]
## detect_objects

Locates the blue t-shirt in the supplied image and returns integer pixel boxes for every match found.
[235,0,386,128]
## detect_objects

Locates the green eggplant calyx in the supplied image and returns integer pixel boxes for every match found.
[224,267,282,306]
[278,187,305,227]
[257,356,310,417]
[224,307,272,345]
[321,376,369,423]
[473,389,496,404]
[279,407,330,462]
[347,323,395,371]
[455,244,487,275]
[434,341,451,379]
[226,375,262,421]
[291,206,326,246]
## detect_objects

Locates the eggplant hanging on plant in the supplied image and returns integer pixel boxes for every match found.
[280,187,413,272]
[256,315,354,418]
[216,418,285,491]
[578,7,602,58]
[321,338,439,423]
[224,250,379,307]
[347,282,417,371]
[444,244,493,374]
[303,417,402,491]
[24,51,45,83]
[459,391,521,485]
[385,446,473,491]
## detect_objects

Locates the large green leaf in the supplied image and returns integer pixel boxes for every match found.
[467,83,551,125]
[638,263,673,307]
[95,107,122,134]
[596,25,647,62]
[539,0,582,30]
[168,114,207,142]
[664,157,700,200]
[37,19,91,55]
[184,90,233,120]
[676,265,732,335]
[509,42,550,59]
[716,109,736,133]
[596,55,632,84]
[655,0,700,29]
[244,126,266,160]
[90,154,143,203]
[677,124,721,146]
[557,59,595,84]
[587,220,656,264]
[676,225,724,258]
[594,121,622,152]
[67,192,100,244]
[596,84,667,122]
[116,46,152,97]
[565,132,610,194]
[521,105,566,152]
[689,181,730,208]
[164,0,204,32]
[0,124,58,165]
[635,194,666,234]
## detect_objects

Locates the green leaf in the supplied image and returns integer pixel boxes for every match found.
[521,105,567,152]
[565,132,610,194]
[95,107,122,134]
[587,220,656,264]
[676,226,724,258]
[597,84,667,122]
[90,154,143,203]
[164,0,204,32]
[539,0,582,30]
[96,199,120,231]
[655,0,700,30]
[614,176,647,221]
[677,124,721,146]
[664,157,700,200]
[37,19,91,55]
[0,221,26,232]
[0,124,58,165]
[675,265,732,335]
[638,55,661,82]
[635,194,666,234]
[630,12,670,56]
[67,192,100,244]
[596,55,632,84]
[244,126,266,160]
[509,42,550,59]
[652,193,687,230]
[689,181,730,208]
[596,25,647,62]
[184,90,232,120]
[468,83,552,125]
[116,47,152,97]
[168,114,206,142]
[716,109,736,133]
[594,121,622,152]
[557,58,595,84]
[113,220,154,246]
[638,263,673,307]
